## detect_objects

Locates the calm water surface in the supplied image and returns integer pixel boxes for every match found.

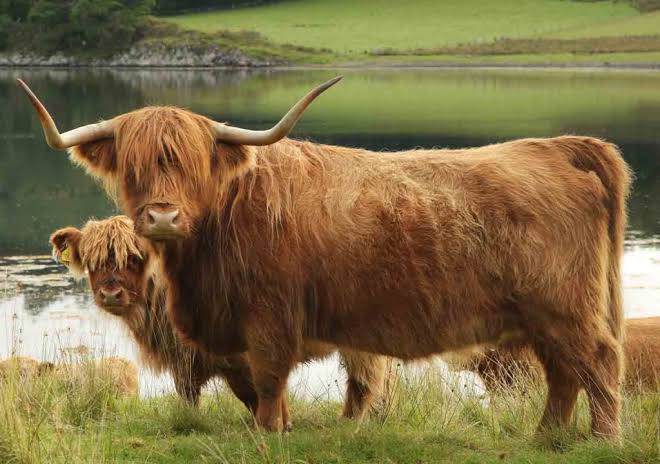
[0,69,658,398]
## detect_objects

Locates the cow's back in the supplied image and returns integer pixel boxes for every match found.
[267,137,617,355]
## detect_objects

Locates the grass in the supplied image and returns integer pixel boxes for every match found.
[552,10,660,38]
[163,0,638,53]
[157,0,660,65]
[0,356,659,463]
[137,20,335,65]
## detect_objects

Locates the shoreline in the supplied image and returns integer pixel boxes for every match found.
[2,61,660,71]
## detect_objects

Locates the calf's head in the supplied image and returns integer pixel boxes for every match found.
[19,77,341,241]
[50,216,155,316]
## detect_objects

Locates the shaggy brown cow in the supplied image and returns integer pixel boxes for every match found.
[49,215,386,421]
[20,77,631,440]
[450,317,660,392]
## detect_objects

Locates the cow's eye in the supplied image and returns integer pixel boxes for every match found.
[127,255,142,270]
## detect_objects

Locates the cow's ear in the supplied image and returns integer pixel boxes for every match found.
[69,139,117,180]
[214,142,256,184]
[49,227,85,278]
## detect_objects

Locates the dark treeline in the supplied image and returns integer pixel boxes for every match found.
[154,0,276,14]
[0,0,155,53]
[0,0,275,53]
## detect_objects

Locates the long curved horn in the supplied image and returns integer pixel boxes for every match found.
[17,79,115,150]
[212,76,342,146]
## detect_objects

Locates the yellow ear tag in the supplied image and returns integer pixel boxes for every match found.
[60,246,71,266]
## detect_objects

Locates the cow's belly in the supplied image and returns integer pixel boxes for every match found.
[309,290,511,360]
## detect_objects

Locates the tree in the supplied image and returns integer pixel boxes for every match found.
[0,0,34,21]
[69,0,155,51]
[26,0,74,51]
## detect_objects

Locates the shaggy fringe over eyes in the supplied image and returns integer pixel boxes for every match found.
[114,107,215,189]
[78,216,142,271]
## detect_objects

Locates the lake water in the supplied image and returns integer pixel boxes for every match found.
[0,68,658,400]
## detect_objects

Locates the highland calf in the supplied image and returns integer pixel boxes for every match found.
[22,78,630,440]
[50,216,386,422]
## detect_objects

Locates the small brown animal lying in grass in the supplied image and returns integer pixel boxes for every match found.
[50,216,387,426]
[0,356,53,379]
[59,357,139,396]
[0,355,138,395]
[447,317,660,392]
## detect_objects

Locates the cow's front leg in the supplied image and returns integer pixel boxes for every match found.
[245,295,297,432]
[247,352,293,432]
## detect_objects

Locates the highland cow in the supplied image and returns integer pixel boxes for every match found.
[21,77,630,439]
[50,216,386,422]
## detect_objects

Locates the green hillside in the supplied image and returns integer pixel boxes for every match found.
[161,0,660,65]
[164,0,636,51]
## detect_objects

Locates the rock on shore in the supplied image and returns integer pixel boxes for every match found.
[0,43,275,67]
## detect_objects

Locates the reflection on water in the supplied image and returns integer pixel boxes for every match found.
[1,68,659,254]
[1,68,659,398]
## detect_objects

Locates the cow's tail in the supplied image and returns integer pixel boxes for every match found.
[561,137,632,342]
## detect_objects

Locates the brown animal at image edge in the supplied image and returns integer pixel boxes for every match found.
[49,216,388,425]
[19,77,631,441]
[450,317,660,392]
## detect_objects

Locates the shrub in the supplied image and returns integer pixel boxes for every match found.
[27,0,76,52]
[0,0,33,21]
[70,0,155,52]
[0,14,12,50]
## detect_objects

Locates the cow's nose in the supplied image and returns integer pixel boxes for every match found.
[100,287,123,306]
[144,206,180,238]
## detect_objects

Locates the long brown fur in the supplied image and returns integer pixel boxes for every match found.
[66,106,631,439]
[50,216,386,422]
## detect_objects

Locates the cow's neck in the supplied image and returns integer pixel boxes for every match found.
[160,221,247,355]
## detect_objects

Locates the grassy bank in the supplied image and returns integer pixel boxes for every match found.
[1,357,659,463]
[159,0,660,66]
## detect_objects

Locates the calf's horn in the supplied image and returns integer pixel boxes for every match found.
[16,79,115,150]
[212,76,342,146]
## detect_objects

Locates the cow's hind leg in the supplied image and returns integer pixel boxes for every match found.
[533,344,581,433]
[532,318,622,441]
[579,333,622,440]
[340,350,387,420]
